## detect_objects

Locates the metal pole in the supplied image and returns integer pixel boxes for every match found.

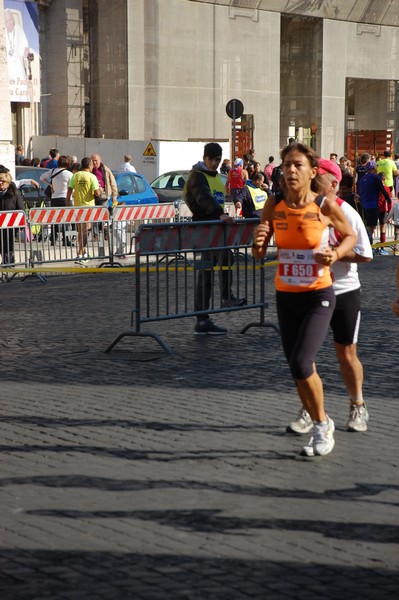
[233,100,236,164]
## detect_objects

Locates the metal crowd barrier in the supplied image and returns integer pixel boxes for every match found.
[0,210,29,281]
[105,219,279,355]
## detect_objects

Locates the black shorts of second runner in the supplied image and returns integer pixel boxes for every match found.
[364,207,378,228]
[330,287,361,345]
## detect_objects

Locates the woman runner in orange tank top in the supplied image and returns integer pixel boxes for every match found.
[252,142,357,457]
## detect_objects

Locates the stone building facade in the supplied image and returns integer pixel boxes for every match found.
[4,0,399,164]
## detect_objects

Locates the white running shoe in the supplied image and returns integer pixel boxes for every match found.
[286,408,313,434]
[347,403,369,432]
[313,417,335,456]
[300,435,315,457]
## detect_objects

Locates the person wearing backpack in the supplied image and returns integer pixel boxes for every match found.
[40,155,73,245]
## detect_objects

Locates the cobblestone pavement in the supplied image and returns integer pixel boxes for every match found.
[0,255,398,599]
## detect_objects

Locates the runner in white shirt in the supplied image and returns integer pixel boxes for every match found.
[287,159,373,451]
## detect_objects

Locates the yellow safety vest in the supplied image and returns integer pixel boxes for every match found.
[247,184,267,210]
[202,172,225,209]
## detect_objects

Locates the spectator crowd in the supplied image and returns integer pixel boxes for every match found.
[222,145,399,256]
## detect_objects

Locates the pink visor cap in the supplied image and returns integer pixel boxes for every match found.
[318,158,342,182]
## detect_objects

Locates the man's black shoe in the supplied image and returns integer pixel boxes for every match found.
[221,296,247,308]
[194,318,227,335]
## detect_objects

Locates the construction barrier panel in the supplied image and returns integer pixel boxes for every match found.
[175,201,193,221]
[111,203,176,261]
[26,204,177,268]
[105,219,279,355]
[28,205,111,267]
[0,210,29,280]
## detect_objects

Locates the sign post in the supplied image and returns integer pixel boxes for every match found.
[226,98,244,164]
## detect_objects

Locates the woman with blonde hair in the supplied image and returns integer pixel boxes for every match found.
[0,171,24,264]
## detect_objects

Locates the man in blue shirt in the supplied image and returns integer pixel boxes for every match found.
[359,161,391,248]
[44,148,59,169]
[355,152,370,193]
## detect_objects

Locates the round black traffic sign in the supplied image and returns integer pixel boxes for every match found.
[226,98,244,119]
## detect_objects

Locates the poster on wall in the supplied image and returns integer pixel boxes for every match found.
[4,0,40,102]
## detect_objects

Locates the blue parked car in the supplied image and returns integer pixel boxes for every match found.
[110,171,159,206]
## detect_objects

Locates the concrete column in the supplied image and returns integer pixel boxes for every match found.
[41,0,85,137]
[89,0,128,139]
[320,20,347,158]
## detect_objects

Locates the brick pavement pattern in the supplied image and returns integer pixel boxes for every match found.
[0,256,398,599]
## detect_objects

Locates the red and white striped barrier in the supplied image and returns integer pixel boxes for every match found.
[29,206,109,225]
[112,204,175,222]
[177,203,192,220]
[0,210,28,271]
[0,210,26,228]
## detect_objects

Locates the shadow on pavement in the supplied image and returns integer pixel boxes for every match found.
[0,550,398,600]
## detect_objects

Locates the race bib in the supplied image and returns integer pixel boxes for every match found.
[279,249,324,286]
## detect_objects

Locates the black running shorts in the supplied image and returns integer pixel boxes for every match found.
[330,288,361,345]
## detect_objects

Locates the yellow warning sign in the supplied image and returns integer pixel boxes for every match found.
[143,142,157,157]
